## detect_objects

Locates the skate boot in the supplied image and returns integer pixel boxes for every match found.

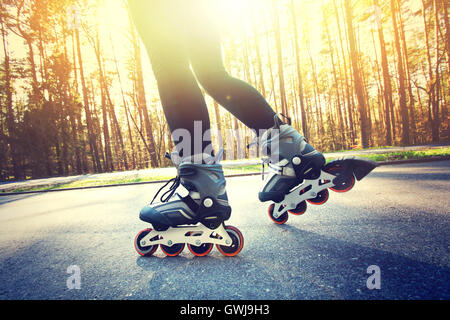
[258,115,377,224]
[134,151,244,257]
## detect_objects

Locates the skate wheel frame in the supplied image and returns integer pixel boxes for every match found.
[135,224,243,257]
[307,189,329,205]
[270,170,337,219]
[266,157,376,224]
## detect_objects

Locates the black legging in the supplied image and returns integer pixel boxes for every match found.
[128,0,277,157]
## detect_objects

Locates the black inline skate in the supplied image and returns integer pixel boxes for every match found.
[258,115,377,224]
[134,151,244,257]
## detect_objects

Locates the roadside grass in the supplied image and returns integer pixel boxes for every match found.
[1,165,263,193]
[341,147,450,163]
[322,144,394,153]
[2,146,449,193]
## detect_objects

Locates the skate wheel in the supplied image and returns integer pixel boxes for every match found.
[216,225,244,257]
[188,243,213,257]
[160,243,185,257]
[134,228,158,257]
[307,189,329,205]
[288,201,307,215]
[268,203,288,224]
[325,165,355,193]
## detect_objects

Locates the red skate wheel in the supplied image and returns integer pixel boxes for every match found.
[188,243,213,257]
[268,203,289,224]
[160,243,185,257]
[216,225,244,257]
[288,201,307,215]
[326,165,355,193]
[307,189,329,205]
[134,228,158,257]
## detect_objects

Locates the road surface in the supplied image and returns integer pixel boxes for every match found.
[0,161,449,300]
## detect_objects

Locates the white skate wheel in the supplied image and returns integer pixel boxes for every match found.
[292,157,301,165]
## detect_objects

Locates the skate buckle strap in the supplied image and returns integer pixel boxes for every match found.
[261,157,271,180]
[261,158,295,180]
[267,162,282,174]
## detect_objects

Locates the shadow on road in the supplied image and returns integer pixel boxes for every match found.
[131,224,450,300]
[0,193,41,206]
[0,224,448,299]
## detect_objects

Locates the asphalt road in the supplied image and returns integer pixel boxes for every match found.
[0,161,449,300]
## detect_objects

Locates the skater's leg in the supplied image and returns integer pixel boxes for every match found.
[130,1,244,258]
[182,4,277,134]
[128,0,212,158]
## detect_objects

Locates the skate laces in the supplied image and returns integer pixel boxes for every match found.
[275,113,292,127]
[149,149,225,204]
[246,139,270,180]
[150,175,181,204]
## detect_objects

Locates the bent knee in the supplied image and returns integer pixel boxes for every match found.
[194,69,231,91]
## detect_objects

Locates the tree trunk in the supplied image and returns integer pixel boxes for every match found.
[252,14,266,98]
[71,30,88,172]
[422,0,435,141]
[271,0,288,116]
[265,30,278,112]
[432,0,441,142]
[373,0,393,145]
[333,0,355,145]
[75,28,102,172]
[391,0,410,145]
[110,33,135,169]
[290,0,308,140]
[323,3,346,148]
[344,0,369,148]
[130,19,158,167]
[397,4,416,143]
[92,33,113,172]
[442,0,450,104]
[1,14,21,179]
[370,24,385,143]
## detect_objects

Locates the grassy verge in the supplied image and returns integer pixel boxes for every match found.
[2,146,449,194]
[334,147,450,163]
[1,165,264,193]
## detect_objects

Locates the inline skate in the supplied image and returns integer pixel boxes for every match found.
[134,151,244,257]
[258,115,377,224]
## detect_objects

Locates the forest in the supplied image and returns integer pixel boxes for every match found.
[0,0,448,181]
